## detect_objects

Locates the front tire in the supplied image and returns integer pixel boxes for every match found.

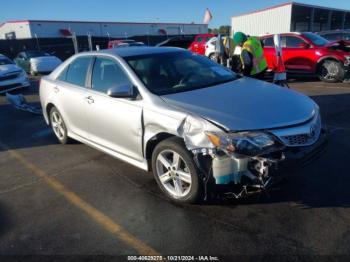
[318,60,345,83]
[151,137,202,203]
[49,107,70,144]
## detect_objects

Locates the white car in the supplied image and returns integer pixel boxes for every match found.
[0,54,30,94]
[205,37,242,60]
[14,50,62,75]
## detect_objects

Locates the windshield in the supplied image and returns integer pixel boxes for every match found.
[27,51,50,58]
[302,32,329,46]
[125,51,237,95]
[0,57,14,65]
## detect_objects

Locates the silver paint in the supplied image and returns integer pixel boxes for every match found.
[40,47,320,171]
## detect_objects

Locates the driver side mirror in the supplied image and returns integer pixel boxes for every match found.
[107,84,135,99]
[298,42,310,49]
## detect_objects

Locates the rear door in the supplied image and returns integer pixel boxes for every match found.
[85,56,143,161]
[282,35,315,72]
[55,56,92,138]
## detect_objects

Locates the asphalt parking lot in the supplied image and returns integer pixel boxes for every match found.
[0,78,350,260]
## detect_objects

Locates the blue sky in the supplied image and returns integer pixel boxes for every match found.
[1,0,350,28]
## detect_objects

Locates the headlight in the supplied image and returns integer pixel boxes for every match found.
[206,131,278,157]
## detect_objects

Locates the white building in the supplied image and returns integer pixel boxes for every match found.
[231,2,350,36]
[0,20,208,40]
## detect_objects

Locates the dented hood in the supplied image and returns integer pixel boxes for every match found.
[161,78,316,131]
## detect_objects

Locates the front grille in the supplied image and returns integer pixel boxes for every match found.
[271,112,322,147]
[0,72,20,82]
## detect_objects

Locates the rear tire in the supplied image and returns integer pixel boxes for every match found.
[49,107,71,144]
[318,60,345,83]
[151,137,203,204]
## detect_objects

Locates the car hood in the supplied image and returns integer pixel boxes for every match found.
[161,77,317,131]
[0,64,22,76]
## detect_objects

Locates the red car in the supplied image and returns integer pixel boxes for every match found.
[261,32,350,82]
[188,33,216,55]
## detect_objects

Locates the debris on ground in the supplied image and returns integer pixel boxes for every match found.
[6,93,42,115]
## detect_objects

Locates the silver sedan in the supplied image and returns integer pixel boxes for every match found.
[40,47,326,203]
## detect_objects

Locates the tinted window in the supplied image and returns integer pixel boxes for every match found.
[263,37,274,47]
[285,36,306,48]
[125,51,237,95]
[66,57,92,87]
[302,32,329,46]
[92,57,131,94]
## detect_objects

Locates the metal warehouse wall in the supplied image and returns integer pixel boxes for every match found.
[0,21,207,39]
[231,4,292,36]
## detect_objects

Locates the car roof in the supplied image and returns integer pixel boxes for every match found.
[91,46,188,58]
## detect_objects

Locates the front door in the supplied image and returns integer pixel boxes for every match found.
[282,35,315,72]
[85,56,143,161]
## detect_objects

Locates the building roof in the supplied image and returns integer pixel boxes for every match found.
[232,2,350,18]
[0,19,206,27]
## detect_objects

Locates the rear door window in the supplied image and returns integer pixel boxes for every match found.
[91,57,132,94]
[65,56,92,87]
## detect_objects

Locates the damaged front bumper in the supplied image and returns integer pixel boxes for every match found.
[194,129,327,200]
[177,110,327,199]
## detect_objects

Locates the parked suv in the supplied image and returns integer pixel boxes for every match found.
[261,32,350,82]
[188,34,216,55]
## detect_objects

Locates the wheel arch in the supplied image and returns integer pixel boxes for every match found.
[46,103,56,126]
[316,56,342,71]
[145,132,178,171]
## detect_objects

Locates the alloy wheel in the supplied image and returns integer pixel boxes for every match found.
[51,111,65,140]
[155,150,192,198]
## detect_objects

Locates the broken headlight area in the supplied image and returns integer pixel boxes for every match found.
[193,132,286,200]
[205,131,283,157]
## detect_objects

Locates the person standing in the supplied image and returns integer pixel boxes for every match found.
[233,32,268,79]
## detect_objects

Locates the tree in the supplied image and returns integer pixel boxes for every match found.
[209,25,231,35]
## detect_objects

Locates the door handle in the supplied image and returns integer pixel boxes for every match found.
[85,96,94,104]
[53,86,59,93]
